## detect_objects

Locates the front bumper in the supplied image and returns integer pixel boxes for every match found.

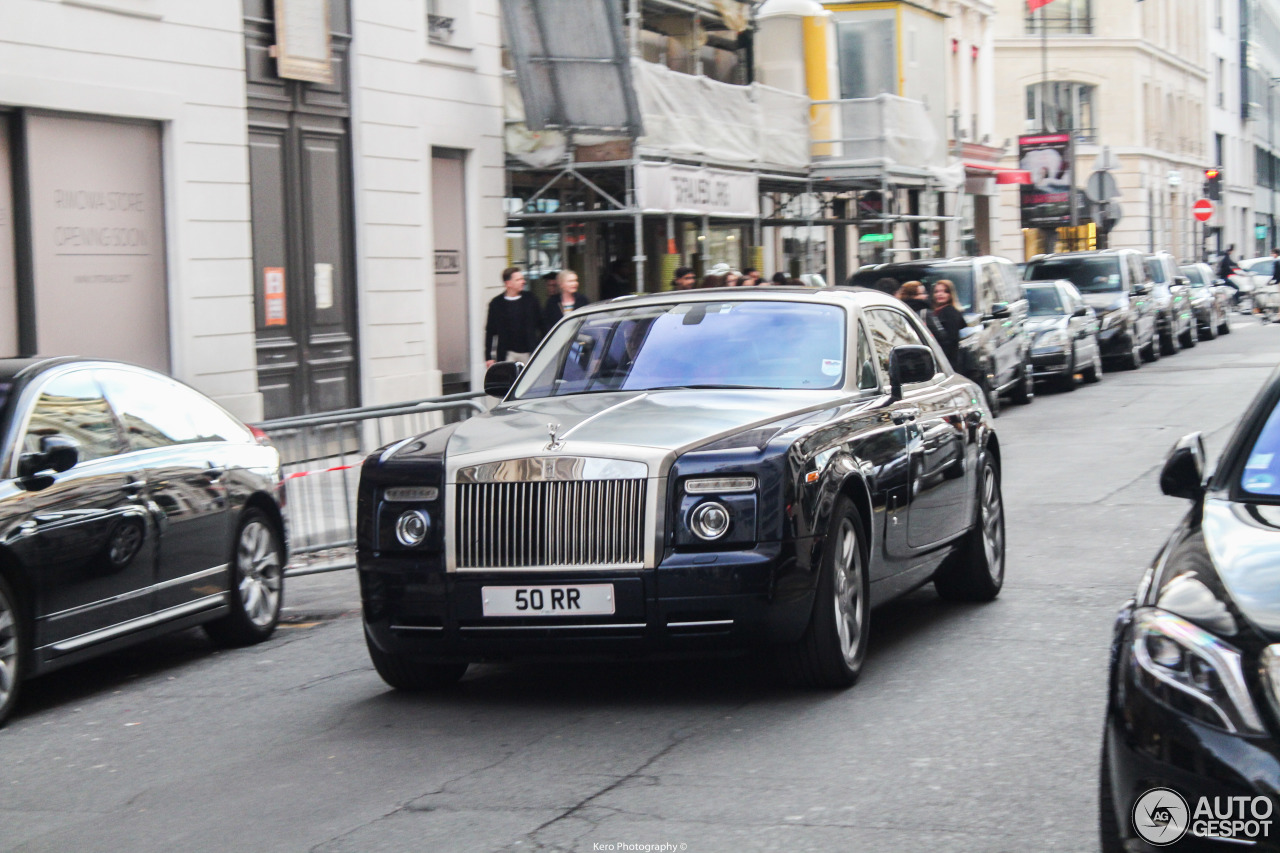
[1030,346,1071,379]
[1098,324,1136,358]
[360,540,818,662]
[1104,610,1280,851]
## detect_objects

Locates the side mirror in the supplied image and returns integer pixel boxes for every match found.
[1072,305,1089,318]
[483,361,522,398]
[888,345,937,399]
[1159,432,1207,501]
[1174,276,1191,287]
[989,302,1012,320]
[18,434,79,478]
[1133,283,1152,296]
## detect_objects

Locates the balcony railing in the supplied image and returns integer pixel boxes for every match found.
[428,13,455,44]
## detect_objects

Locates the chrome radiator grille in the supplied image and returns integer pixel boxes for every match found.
[456,479,646,569]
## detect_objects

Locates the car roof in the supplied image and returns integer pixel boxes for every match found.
[1029,250,1134,260]
[590,285,904,315]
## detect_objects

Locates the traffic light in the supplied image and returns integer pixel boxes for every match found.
[1204,168,1222,200]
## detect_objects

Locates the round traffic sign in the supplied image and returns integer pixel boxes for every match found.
[1193,198,1215,222]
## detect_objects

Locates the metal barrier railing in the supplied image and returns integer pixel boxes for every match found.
[253,391,487,578]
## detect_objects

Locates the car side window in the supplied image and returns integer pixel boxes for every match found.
[1128,255,1147,288]
[855,321,879,390]
[863,307,931,379]
[22,370,123,463]
[997,260,1022,303]
[97,369,250,451]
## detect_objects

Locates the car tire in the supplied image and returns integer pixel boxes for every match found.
[1201,315,1218,341]
[366,632,469,691]
[934,455,1005,602]
[1009,357,1034,405]
[0,573,23,728]
[1098,736,1125,853]
[1220,312,1233,335]
[1083,347,1103,383]
[1142,331,1160,362]
[1180,320,1197,348]
[782,496,869,689]
[1159,320,1180,356]
[1057,347,1077,392]
[205,508,285,648]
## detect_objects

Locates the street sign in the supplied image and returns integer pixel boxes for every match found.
[1258,224,1269,240]
[1084,170,1121,203]
[1167,170,1182,187]
[1193,199,1215,222]
[859,233,893,243]
[1093,146,1121,171]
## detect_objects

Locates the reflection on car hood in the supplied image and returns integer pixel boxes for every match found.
[1081,292,1126,313]
[1201,498,1280,640]
[445,389,851,462]
[1025,316,1068,333]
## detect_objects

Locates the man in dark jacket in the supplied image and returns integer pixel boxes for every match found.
[485,267,544,367]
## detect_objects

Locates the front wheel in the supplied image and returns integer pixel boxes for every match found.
[934,456,1005,602]
[366,632,469,691]
[1180,319,1197,348]
[1159,321,1180,356]
[979,372,1001,418]
[0,574,24,728]
[781,496,869,688]
[1082,346,1103,383]
[1056,347,1077,392]
[1009,357,1034,405]
[205,508,285,647]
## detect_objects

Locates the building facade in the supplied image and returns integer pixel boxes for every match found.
[0,0,504,423]
[992,0,1209,260]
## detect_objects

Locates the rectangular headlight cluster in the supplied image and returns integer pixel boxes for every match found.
[384,486,439,502]
[684,477,756,495]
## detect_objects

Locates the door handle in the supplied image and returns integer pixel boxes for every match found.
[123,478,145,495]
[891,407,920,425]
[206,462,227,482]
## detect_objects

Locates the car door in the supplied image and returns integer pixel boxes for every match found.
[995,259,1030,382]
[1127,254,1157,347]
[95,368,232,612]
[976,262,1015,386]
[8,368,159,652]
[864,307,970,551]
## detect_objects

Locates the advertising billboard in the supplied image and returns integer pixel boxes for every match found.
[1019,133,1074,229]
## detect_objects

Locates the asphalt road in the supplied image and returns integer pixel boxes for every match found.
[4,317,1280,853]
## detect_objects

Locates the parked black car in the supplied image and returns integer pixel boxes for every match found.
[1025,249,1159,370]
[1022,279,1103,391]
[1146,252,1197,353]
[359,289,1005,691]
[1101,367,1280,851]
[0,358,286,727]
[1181,262,1234,338]
[848,257,1032,415]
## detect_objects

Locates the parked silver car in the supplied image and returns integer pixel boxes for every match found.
[1022,280,1103,391]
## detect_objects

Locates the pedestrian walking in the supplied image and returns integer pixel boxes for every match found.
[926,279,965,370]
[724,270,741,287]
[741,267,761,286]
[1218,244,1238,280]
[770,272,789,284]
[700,273,725,289]
[485,267,545,367]
[1269,248,1280,286]
[895,280,931,318]
[543,269,590,328]
[671,266,696,290]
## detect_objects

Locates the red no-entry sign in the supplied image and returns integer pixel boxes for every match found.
[1193,199,1215,222]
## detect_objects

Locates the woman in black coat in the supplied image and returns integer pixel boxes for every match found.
[925,279,965,370]
[543,270,591,329]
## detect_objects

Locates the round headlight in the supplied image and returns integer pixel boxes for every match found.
[690,501,731,541]
[395,509,431,547]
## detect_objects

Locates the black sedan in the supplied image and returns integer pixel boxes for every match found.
[1022,279,1103,391]
[1101,367,1280,851]
[0,358,286,727]
[358,288,1006,691]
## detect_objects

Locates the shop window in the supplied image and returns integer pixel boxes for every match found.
[427,0,470,48]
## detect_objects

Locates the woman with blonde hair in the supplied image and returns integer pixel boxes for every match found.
[926,279,965,369]
[895,280,931,316]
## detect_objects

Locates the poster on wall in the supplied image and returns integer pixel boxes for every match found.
[25,114,170,372]
[1019,133,1074,229]
[264,267,287,325]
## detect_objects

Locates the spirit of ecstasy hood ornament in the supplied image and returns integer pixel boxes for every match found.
[546,422,563,451]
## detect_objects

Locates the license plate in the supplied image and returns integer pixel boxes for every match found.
[481,584,615,617]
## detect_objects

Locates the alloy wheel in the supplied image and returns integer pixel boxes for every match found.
[237,520,282,629]
[981,462,1005,584]
[831,517,865,667]
[0,583,17,717]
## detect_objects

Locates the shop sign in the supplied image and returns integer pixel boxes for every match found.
[1019,133,1073,229]
[635,163,759,218]
[264,267,287,326]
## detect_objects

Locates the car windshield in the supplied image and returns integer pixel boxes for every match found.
[1024,286,1066,316]
[1180,266,1204,285]
[1242,399,1280,496]
[1145,259,1168,284]
[1025,256,1123,293]
[849,264,975,311]
[513,301,848,399]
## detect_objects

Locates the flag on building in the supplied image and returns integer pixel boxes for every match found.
[1027,0,1057,10]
